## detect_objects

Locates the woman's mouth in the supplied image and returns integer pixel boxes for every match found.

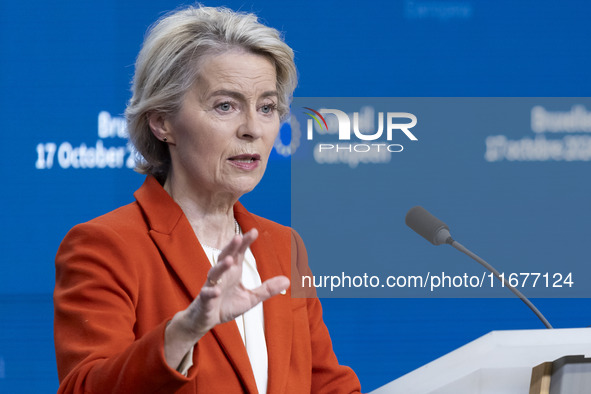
[228,154,261,169]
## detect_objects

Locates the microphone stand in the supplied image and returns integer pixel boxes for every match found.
[449,239,553,329]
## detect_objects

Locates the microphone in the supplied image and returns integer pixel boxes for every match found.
[405,206,553,329]
[405,206,453,246]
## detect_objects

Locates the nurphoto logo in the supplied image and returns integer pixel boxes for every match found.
[303,107,418,154]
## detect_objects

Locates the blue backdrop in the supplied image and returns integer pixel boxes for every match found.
[1,1,590,392]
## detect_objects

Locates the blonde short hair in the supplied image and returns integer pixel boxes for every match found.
[125,5,297,180]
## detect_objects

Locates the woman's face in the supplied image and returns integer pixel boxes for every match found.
[163,51,280,200]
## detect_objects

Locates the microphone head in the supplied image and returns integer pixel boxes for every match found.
[405,206,453,245]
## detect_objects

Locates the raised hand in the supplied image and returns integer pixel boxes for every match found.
[164,229,290,369]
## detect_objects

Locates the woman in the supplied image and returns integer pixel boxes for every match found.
[54,5,362,393]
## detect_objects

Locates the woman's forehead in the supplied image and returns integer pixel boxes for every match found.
[193,52,277,98]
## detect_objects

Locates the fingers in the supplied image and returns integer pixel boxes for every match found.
[206,229,258,287]
[205,255,234,287]
[199,283,221,300]
[250,276,290,302]
[218,229,259,262]
[216,236,241,261]
[237,228,258,254]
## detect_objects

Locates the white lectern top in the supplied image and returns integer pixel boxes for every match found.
[371,327,591,394]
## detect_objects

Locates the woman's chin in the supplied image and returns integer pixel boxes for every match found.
[220,178,263,199]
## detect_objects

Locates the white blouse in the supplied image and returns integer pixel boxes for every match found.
[178,244,268,393]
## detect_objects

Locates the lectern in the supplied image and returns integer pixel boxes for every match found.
[371,328,591,394]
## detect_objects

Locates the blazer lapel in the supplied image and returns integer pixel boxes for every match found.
[135,177,258,393]
[235,203,294,394]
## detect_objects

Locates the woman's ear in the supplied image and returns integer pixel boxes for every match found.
[148,112,174,144]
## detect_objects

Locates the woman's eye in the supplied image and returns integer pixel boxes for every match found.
[260,104,276,114]
[218,102,232,111]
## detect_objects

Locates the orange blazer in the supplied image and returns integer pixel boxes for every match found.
[54,176,361,393]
